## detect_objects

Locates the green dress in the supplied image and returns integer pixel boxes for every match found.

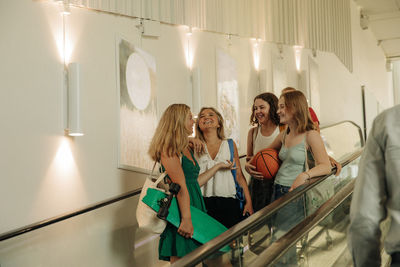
[158,150,207,261]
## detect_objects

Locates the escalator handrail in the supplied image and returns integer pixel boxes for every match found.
[171,148,363,267]
[252,178,356,266]
[0,187,142,242]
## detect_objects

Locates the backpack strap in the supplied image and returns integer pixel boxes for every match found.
[227,139,245,210]
[282,128,288,146]
[303,131,315,171]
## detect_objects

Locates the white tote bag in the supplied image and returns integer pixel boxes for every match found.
[136,163,168,234]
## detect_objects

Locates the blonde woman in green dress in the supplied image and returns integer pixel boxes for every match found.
[148,103,207,263]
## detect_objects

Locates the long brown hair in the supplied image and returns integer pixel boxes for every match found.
[195,107,226,142]
[281,91,315,133]
[148,104,191,161]
[250,92,280,126]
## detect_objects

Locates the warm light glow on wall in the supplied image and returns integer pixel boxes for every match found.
[55,29,64,63]
[34,137,87,216]
[54,138,75,175]
[50,1,77,65]
[186,27,194,69]
[47,8,73,64]
[63,30,74,65]
[180,26,197,70]
[252,39,262,71]
[61,13,75,65]
[294,45,303,72]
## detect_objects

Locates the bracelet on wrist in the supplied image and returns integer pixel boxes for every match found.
[304,171,311,180]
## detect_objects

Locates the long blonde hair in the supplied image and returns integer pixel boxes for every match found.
[281,90,315,133]
[195,107,226,142]
[148,104,191,161]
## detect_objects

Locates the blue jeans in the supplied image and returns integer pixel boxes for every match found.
[272,183,305,266]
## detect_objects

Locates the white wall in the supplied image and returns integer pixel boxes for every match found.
[350,1,392,109]
[0,0,392,265]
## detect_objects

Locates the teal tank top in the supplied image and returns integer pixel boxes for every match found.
[274,137,306,187]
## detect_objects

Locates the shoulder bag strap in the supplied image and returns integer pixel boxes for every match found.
[227,139,245,209]
[304,132,315,171]
[304,137,310,171]
[228,138,244,195]
[150,160,158,178]
[227,138,237,182]
[149,160,168,185]
[282,128,288,146]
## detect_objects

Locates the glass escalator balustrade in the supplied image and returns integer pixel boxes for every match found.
[172,158,360,267]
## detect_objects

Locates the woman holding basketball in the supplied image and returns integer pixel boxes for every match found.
[268,90,331,198]
[195,107,253,228]
[267,90,331,265]
[245,92,280,212]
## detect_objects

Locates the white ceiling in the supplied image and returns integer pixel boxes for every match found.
[355,0,400,60]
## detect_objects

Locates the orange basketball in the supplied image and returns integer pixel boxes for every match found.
[251,148,281,179]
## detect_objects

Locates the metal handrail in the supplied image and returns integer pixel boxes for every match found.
[0,187,142,242]
[171,149,363,267]
[253,179,355,266]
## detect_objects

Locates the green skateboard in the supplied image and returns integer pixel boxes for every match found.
[142,188,230,252]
